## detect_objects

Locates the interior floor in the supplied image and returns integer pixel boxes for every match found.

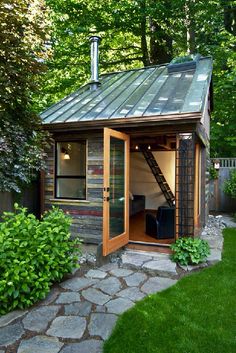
[129,211,175,245]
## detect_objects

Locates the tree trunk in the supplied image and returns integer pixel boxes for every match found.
[223,4,236,36]
[149,18,173,65]
[140,0,150,66]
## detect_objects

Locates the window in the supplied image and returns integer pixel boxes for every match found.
[55,141,86,199]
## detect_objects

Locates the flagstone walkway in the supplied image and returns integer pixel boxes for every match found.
[0,214,233,353]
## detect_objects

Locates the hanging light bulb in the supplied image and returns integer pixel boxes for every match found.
[64,152,70,160]
[148,145,151,150]
[135,145,139,150]
[61,147,70,160]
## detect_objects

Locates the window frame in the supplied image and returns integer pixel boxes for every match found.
[54,140,87,200]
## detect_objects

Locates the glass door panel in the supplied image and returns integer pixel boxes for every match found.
[103,128,129,256]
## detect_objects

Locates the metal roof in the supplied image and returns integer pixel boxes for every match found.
[41,56,212,125]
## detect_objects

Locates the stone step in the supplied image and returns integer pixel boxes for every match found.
[120,250,178,279]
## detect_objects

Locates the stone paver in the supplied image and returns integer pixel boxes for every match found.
[64,301,92,316]
[55,291,81,304]
[60,340,102,353]
[110,268,133,277]
[142,259,177,277]
[117,287,146,302]
[0,322,24,346]
[99,263,119,272]
[88,313,118,340]
[40,288,60,305]
[105,298,134,314]
[0,310,27,328]
[22,305,60,332]
[124,272,147,287]
[82,288,111,305]
[141,276,177,295]
[47,316,86,339]
[17,336,63,353]
[60,277,98,291]
[85,269,107,279]
[93,276,122,295]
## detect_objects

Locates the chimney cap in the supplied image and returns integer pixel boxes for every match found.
[89,35,101,42]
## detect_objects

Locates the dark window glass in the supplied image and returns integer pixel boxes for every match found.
[55,141,86,199]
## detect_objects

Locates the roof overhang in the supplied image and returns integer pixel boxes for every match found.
[42,112,202,133]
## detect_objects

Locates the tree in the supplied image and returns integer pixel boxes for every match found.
[0,0,51,192]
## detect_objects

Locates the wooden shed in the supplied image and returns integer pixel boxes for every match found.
[40,52,213,257]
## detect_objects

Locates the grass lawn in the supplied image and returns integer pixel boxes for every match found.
[103,228,236,353]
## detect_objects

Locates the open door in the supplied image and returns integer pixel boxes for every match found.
[103,128,130,256]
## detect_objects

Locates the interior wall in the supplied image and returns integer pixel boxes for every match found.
[130,151,175,210]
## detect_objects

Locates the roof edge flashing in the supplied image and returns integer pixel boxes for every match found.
[167,54,201,74]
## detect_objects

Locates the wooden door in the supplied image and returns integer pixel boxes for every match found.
[103,128,130,256]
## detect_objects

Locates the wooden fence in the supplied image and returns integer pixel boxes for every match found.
[0,179,40,218]
[209,158,236,213]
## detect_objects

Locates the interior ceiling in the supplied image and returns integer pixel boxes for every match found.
[130,134,176,151]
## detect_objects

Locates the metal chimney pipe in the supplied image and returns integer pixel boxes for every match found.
[89,36,101,90]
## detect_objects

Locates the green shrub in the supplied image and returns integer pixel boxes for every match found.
[170,237,210,266]
[0,204,80,314]
[223,170,236,199]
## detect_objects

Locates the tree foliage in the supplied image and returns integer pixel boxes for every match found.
[0,0,51,192]
[33,0,235,157]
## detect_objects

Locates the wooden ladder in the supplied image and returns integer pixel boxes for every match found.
[141,149,175,207]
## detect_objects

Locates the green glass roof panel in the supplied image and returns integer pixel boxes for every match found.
[128,68,168,117]
[161,71,194,114]
[81,70,143,121]
[109,66,160,119]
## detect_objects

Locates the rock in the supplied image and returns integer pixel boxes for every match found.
[124,272,147,287]
[105,298,134,314]
[22,305,60,333]
[82,288,111,305]
[55,292,81,304]
[207,249,222,264]
[121,253,153,268]
[141,276,177,295]
[64,301,92,316]
[116,287,145,302]
[178,262,208,272]
[47,316,86,339]
[94,305,106,313]
[0,322,24,346]
[17,335,63,353]
[85,269,107,279]
[93,277,122,295]
[60,340,102,353]
[88,313,118,340]
[60,277,98,291]
[110,268,134,277]
[142,259,177,277]
[0,310,28,328]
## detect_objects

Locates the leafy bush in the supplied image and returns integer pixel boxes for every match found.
[0,204,80,314]
[171,237,210,266]
[209,165,218,180]
[223,170,236,199]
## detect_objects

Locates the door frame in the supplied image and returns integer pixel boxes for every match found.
[103,127,130,256]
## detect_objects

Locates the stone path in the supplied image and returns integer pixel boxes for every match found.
[0,261,177,353]
[0,214,233,353]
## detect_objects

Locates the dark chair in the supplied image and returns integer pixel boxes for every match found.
[145,206,175,239]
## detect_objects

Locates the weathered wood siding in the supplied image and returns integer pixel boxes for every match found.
[43,134,103,244]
